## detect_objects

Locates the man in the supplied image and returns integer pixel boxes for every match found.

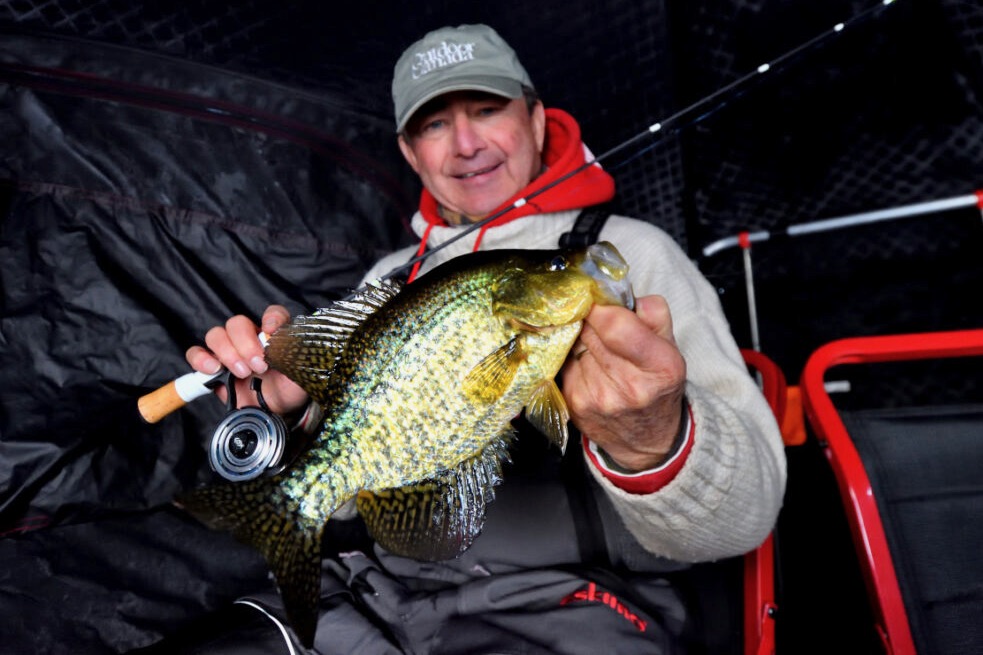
[177,23,785,654]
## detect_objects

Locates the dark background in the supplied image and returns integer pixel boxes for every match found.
[1,0,981,652]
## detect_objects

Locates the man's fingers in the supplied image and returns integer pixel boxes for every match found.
[181,307,299,414]
[185,345,223,375]
[200,317,263,378]
[261,304,291,335]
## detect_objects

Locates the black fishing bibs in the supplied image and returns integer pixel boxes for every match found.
[559,202,615,249]
[306,429,689,655]
[558,201,614,567]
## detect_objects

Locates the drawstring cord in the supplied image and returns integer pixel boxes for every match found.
[407,222,435,283]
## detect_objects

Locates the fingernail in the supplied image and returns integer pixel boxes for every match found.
[204,358,223,374]
[250,356,268,374]
[232,361,250,378]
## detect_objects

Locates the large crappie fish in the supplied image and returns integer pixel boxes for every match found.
[180,241,634,646]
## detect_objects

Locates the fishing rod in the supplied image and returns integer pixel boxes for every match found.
[138,0,903,426]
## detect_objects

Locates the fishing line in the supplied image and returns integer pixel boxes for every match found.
[369,0,901,289]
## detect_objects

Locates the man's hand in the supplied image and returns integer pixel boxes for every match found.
[560,295,687,472]
[185,304,309,416]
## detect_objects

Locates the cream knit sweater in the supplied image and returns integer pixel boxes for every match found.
[363,209,787,563]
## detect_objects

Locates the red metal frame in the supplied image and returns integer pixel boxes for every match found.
[744,532,778,655]
[799,328,983,655]
[740,349,784,655]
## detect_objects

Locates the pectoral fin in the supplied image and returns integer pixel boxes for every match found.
[524,379,570,453]
[462,335,525,404]
[357,432,513,561]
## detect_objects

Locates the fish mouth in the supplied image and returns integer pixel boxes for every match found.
[508,318,574,334]
[582,242,635,311]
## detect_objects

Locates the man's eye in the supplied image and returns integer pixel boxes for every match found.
[421,118,445,132]
[476,105,500,117]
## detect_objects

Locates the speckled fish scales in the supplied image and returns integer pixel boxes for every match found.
[179,242,634,647]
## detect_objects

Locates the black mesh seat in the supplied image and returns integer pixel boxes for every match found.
[801,329,983,655]
[842,403,983,655]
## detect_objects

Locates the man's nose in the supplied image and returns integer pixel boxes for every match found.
[451,114,484,157]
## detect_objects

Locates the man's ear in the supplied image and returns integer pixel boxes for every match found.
[531,101,546,154]
[397,134,420,174]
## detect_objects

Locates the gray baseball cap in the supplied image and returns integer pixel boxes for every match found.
[392,24,534,133]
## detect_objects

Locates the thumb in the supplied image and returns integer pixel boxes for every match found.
[634,295,675,344]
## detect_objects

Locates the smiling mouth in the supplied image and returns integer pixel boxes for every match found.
[455,164,500,179]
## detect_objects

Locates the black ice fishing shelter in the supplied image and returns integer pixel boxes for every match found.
[2,0,983,652]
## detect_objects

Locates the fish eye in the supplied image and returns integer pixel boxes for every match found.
[549,256,568,271]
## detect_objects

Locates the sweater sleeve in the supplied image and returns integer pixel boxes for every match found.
[586,217,787,562]
[583,402,694,494]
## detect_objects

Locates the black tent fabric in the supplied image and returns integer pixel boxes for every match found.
[2,0,983,652]
[1,29,418,652]
[0,31,417,529]
[0,506,273,654]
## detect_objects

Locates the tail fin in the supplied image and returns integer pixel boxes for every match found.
[179,481,325,647]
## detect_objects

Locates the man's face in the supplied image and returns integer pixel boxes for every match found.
[398,91,546,223]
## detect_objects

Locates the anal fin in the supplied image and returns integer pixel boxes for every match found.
[357,432,513,560]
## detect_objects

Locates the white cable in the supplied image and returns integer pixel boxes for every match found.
[234,599,299,655]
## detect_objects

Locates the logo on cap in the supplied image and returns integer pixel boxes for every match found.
[411,41,477,80]
[392,24,533,132]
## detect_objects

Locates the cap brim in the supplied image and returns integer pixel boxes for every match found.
[396,75,524,133]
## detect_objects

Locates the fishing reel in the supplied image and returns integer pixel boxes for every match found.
[209,373,290,482]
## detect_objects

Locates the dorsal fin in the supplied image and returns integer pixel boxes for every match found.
[264,278,403,404]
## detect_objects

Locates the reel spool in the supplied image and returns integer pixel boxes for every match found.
[208,376,289,481]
